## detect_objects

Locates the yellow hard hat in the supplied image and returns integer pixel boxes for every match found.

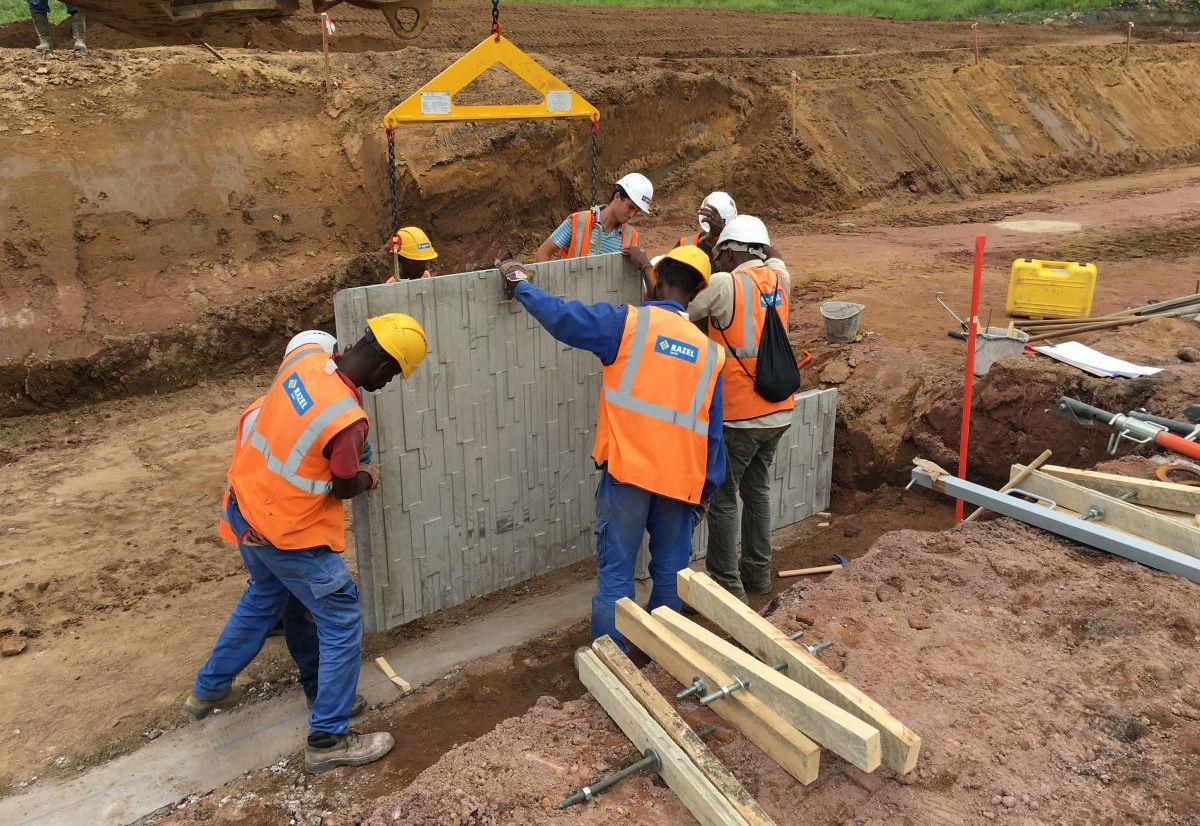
[391,226,438,261]
[653,244,712,286]
[366,313,428,380]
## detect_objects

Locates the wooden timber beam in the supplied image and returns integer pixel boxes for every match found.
[1039,465,1200,515]
[575,648,751,826]
[677,570,920,774]
[1012,466,1200,557]
[591,637,776,826]
[614,598,821,785]
[653,607,882,773]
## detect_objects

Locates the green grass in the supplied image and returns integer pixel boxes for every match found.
[507,0,1115,20]
[0,0,70,26]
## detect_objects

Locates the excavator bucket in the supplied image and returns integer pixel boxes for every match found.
[320,0,432,40]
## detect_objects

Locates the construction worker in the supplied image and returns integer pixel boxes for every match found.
[534,173,653,262]
[187,314,428,774]
[386,226,438,282]
[214,330,371,719]
[28,1,85,51]
[688,215,793,602]
[677,191,737,250]
[498,246,726,651]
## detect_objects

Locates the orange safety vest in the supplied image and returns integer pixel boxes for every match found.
[593,305,724,504]
[708,265,794,422]
[558,209,639,259]
[226,345,367,551]
[678,231,703,248]
[217,396,266,545]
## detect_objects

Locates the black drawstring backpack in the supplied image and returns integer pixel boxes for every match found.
[720,275,802,403]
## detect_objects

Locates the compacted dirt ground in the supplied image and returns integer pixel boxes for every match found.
[2,3,1200,824]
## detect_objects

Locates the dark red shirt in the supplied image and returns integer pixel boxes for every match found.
[321,366,368,480]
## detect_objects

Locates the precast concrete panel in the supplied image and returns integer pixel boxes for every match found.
[335,254,835,632]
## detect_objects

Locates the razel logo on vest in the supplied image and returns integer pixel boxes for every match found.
[759,290,783,308]
[653,336,698,363]
[283,373,314,416]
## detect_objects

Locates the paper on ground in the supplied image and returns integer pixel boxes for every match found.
[1033,341,1164,378]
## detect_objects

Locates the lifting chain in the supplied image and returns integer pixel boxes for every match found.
[590,118,599,208]
[386,126,399,237]
[491,0,501,37]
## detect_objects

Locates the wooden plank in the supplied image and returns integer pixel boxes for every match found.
[653,607,882,773]
[678,570,920,773]
[1039,465,1200,515]
[591,637,776,826]
[574,648,751,826]
[1012,466,1200,557]
[614,599,820,785]
[964,448,1052,523]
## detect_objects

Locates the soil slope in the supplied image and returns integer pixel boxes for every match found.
[346,520,1200,825]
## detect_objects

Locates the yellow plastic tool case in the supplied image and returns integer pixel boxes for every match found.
[1006,259,1096,320]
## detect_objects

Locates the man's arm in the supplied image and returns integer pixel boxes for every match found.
[513,281,626,365]
[326,420,376,500]
[533,238,559,263]
[701,374,726,503]
[687,272,735,326]
[535,217,574,263]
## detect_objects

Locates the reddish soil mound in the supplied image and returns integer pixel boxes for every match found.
[348,520,1200,825]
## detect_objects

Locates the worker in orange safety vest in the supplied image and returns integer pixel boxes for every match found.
[498,245,726,651]
[534,172,653,262]
[688,215,794,602]
[188,314,428,774]
[677,191,737,251]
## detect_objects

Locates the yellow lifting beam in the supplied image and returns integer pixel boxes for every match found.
[381,34,600,127]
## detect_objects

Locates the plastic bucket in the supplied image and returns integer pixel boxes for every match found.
[820,301,864,344]
[973,327,1029,376]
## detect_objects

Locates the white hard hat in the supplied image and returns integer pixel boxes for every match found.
[716,215,770,249]
[699,191,737,232]
[285,330,338,356]
[615,172,654,214]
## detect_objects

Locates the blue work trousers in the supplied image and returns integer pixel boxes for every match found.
[28,1,76,14]
[592,469,696,651]
[193,497,361,735]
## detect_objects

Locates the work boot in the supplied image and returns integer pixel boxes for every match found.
[31,11,52,52]
[70,11,86,51]
[306,693,367,717]
[304,730,394,774]
[182,684,245,720]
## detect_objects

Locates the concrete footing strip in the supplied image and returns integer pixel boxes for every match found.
[0,576,630,826]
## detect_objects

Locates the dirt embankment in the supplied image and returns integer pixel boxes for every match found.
[5,35,1200,416]
[324,520,1200,826]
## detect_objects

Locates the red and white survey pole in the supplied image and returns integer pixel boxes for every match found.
[955,234,986,524]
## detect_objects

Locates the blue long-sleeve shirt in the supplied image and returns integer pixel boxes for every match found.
[514,280,726,502]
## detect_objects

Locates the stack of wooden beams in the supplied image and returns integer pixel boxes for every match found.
[1015,292,1200,344]
[575,570,920,824]
[1010,464,1200,539]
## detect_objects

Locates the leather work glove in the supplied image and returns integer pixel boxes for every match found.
[495,256,531,299]
[359,440,373,465]
[693,498,712,527]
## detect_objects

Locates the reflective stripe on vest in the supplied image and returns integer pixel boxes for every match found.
[239,396,358,496]
[727,271,761,358]
[561,209,639,258]
[603,308,719,436]
[679,232,702,248]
